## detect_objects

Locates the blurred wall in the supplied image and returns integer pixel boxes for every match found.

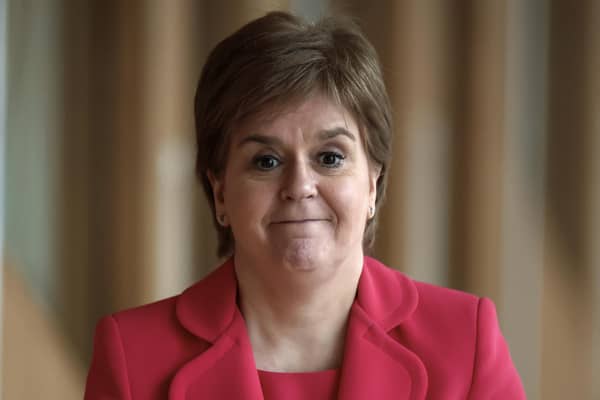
[3,1,599,399]
[0,0,6,394]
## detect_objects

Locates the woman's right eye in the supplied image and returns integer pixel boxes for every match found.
[253,155,280,170]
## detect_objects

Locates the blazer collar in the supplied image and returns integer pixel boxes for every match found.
[171,256,426,400]
[337,257,427,400]
[175,257,238,343]
[175,256,419,342]
[356,256,419,331]
[171,258,263,399]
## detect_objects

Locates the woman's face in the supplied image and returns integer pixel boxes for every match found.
[209,93,378,276]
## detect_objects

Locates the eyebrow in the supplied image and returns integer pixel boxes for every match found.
[237,134,283,148]
[237,127,356,148]
[318,127,356,142]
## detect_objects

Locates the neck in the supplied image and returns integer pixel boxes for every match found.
[234,254,363,372]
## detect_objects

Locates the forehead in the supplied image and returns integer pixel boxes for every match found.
[232,93,360,141]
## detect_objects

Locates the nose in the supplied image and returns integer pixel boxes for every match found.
[279,159,317,201]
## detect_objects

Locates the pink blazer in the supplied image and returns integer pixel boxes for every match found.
[84,257,525,399]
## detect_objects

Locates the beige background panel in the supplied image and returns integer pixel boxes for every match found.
[3,263,85,399]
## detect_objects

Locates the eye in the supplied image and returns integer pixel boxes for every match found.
[253,154,281,171]
[318,151,345,168]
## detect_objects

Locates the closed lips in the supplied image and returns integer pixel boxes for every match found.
[273,219,327,223]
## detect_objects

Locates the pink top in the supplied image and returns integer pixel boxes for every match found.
[258,369,340,400]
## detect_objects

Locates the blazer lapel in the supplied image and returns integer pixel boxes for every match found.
[169,258,263,400]
[337,303,427,400]
[337,257,428,400]
[169,309,263,400]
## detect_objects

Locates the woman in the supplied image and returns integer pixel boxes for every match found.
[85,11,525,399]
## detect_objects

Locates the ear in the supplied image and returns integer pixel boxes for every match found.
[207,170,226,220]
[368,165,381,209]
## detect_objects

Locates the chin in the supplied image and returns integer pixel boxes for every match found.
[277,240,329,272]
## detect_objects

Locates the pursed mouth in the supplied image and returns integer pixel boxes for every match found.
[272,219,328,224]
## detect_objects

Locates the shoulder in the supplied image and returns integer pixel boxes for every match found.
[363,257,480,360]
[85,284,213,398]
[92,258,238,354]
[86,299,208,399]
[108,295,182,338]
[106,258,237,340]
[96,294,204,368]
[362,256,481,326]
[367,259,524,397]
[412,279,480,322]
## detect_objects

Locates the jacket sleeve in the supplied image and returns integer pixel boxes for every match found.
[467,297,527,399]
[84,315,133,400]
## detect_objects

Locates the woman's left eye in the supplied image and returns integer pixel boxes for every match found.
[318,152,345,168]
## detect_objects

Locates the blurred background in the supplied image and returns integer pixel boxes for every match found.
[1,0,599,399]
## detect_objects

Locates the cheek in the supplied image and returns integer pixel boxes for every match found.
[224,179,274,225]
[326,177,370,222]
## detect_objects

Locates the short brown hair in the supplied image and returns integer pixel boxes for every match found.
[195,11,393,258]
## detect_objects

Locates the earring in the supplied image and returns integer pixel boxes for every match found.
[368,206,375,219]
[217,214,227,226]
